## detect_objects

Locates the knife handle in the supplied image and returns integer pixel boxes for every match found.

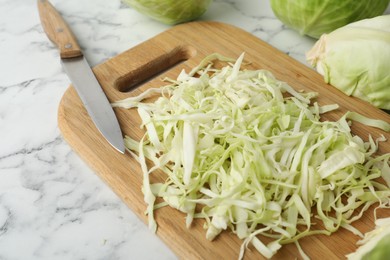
[37,0,82,59]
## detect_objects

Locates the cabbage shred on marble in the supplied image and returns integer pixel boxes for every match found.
[112,53,390,259]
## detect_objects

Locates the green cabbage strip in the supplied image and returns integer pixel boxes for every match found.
[346,217,390,260]
[112,53,390,259]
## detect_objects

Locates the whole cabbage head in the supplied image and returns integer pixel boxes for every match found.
[306,15,390,110]
[270,0,390,38]
[122,0,212,25]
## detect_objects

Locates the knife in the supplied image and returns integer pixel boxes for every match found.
[37,0,125,154]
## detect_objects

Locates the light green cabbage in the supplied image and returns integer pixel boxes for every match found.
[122,0,212,25]
[347,218,390,260]
[270,0,390,38]
[306,15,390,110]
[113,53,390,259]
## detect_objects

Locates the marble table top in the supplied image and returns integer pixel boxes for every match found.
[0,0,388,259]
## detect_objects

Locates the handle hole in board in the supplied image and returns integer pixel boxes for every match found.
[115,45,197,93]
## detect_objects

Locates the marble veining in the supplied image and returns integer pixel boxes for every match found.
[1,0,389,259]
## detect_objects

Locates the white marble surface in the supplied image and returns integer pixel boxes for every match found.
[0,1,388,259]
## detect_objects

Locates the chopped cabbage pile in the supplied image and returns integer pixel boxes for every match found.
[113,53,390,259]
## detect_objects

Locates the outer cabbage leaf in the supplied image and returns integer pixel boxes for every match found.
[122,0,212,25]
[270,0,390,38]
[347,218,390,260]
[307,15,390,110]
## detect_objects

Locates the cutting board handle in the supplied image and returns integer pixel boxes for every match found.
[95,35,197,94]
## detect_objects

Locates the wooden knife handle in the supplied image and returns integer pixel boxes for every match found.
[37,0,82,59]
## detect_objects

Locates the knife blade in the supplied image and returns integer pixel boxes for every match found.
[37,0,125,154]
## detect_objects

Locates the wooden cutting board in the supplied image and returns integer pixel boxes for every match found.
[58,21,390,259]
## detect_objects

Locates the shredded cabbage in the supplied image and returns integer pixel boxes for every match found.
[113,53,390,259]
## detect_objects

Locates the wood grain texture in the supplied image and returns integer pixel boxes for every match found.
[37,0,82,59]
[57,21,390,259]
